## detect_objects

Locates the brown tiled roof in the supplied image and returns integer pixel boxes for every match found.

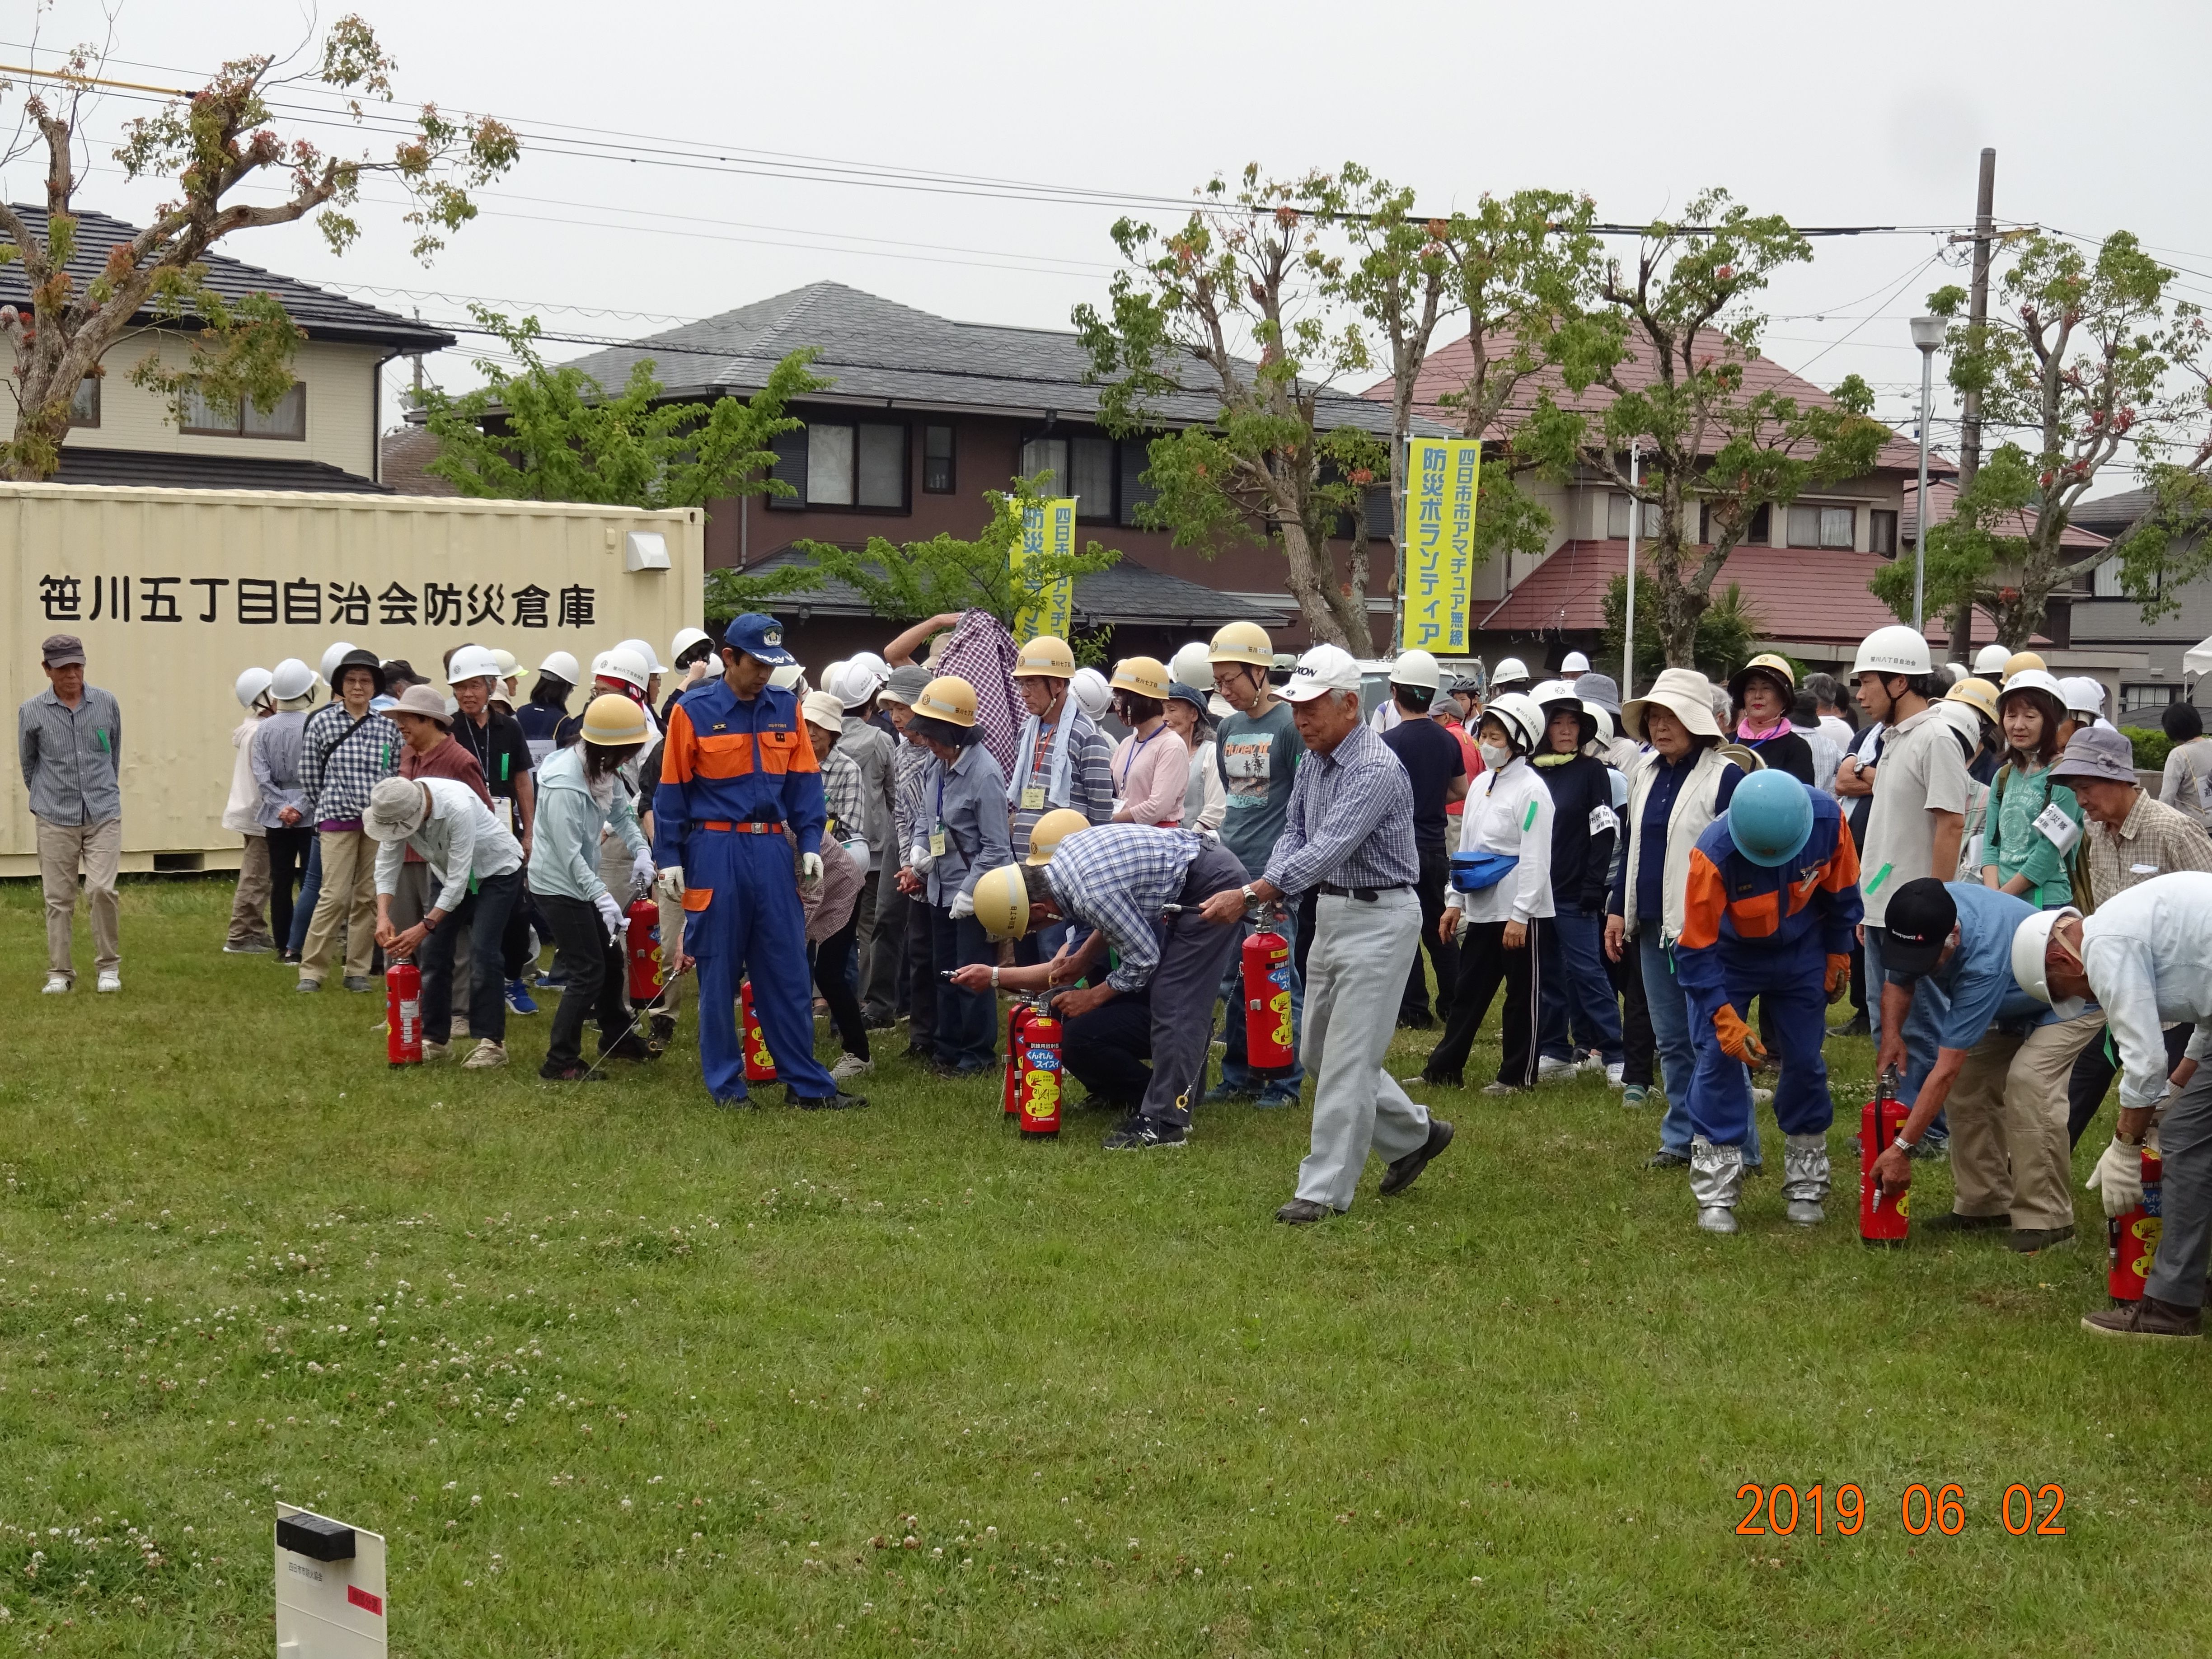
[1369,330,1931,474]
[377,425,461,497]
[1902,478,2109,552]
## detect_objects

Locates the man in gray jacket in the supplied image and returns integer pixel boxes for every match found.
[18,633,122,994]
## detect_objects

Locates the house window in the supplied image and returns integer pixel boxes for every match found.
[68,376,99,428]
[182,381,306,440]
[769,419,908,511]
[1608,492,1663,540]
[923,424,955,493]
[1787,503,1855,549]
[2121,683,2180,715]
[1117,436,1157,528]
[1021,433,1116,521]
[1698,501,1772,545]
[1870,508,1898,557]
[2094,556,2128,598]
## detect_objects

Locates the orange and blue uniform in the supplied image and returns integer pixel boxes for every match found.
[1676,791,1863,1148]
[653,676,834,1102]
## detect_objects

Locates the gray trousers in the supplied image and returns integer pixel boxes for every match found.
[2148,1061,2212,1309]
[862,858,909,1025]
[1295,888,1430,1211]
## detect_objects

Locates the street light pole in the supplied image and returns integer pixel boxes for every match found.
[1622,444,1639,696]
[1909,315,1946,635]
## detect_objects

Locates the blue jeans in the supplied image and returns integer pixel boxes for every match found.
[930,905,996,1071]
[1542,910,1624,1065]
[1645,932,1761,1164]
[1868,924,1948,1104]
[1217,907,1305,1099]
[286,836,322,956]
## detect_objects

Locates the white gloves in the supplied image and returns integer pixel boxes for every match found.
[908,840,935,875]
[2087,1136,2146,1217]
[799,851,824,888]
[594,889,626,942]
[631,849,656,900]
[950,888,976,920]
[654,865,686,903]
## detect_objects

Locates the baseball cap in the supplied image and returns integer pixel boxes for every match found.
[2050,725,2139,786]
[41,633,85,666]
[722,612,796,667]
[1279,644,1362,703]
[1880,878,1958,977]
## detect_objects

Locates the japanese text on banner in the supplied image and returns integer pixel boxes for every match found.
[1401,437,1480,653]
[1012,497,1077,643]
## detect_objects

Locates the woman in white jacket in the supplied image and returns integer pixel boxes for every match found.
[1419,692,1555,1093]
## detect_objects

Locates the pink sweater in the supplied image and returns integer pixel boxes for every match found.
[1111,725,1184,826]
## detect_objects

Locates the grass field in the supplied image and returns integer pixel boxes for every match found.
[0,878,2207,1657]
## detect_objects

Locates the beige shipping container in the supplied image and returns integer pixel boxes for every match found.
[1,482,703,876]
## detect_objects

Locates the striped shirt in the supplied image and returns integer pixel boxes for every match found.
[823,746,866,844]
[1262,722,1418,895]
[1044,823,1206,993]
[2084,790,2212,908]
[1008,710,1116,859]
[892,736,933,860]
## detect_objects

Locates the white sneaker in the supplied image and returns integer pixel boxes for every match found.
[463,1040,508,1070]
[1578,1052,1608,1074]
[831,1054,874,1082]
[422,1040,450,1062]
[1536,1055,1579,1083]
[96,970,121,994]
[451,1016,471,1039]
[1751,1086,1774,1106]
[1605,1062,1625,1087]
[41,974,69,994]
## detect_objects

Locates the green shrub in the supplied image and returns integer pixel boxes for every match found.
[2123,726,2173,771]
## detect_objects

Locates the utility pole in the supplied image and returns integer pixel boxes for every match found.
[1622,445,1639,697]
[1957,149,1995,496]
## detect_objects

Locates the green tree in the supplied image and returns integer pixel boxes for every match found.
[0,19,519,479]
[796,474,1120,630]
[1882,231,2212,647]
[1520,189,1889,668]
[1600,575,1762,689]
[1074,165,1387,651]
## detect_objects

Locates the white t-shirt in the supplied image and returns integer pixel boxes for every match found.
[1859,703,1971,928]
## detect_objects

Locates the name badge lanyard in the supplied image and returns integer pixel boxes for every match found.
[1115,725,1166,796]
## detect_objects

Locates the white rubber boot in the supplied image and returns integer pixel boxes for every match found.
[1782,1131,1831,1226]
[1690,1135,1744,1234]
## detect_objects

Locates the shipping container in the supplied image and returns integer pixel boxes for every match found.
[1,482,703,876]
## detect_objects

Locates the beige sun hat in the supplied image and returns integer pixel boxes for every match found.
[1621,666,1723,742]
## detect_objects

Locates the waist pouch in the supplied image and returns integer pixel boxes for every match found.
[1450,851,1519,892]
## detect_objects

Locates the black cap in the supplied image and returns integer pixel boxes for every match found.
[1881,877,1957,977]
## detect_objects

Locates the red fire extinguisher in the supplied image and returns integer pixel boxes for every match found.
[740,979,777,1083]
[1003,1001,1028,1119]
[1242,921,1294,1073]
[1015,998,1063,1138]
[2107,1147,2164,1302]
[386,959,423,1068]
[1858,1071,1911,1247]
[626,899,664,1004]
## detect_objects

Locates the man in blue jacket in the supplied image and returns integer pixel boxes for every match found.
[1674,771,1863,1234]
[655,614,859,1111]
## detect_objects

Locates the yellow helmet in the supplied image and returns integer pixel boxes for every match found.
[972,864,1033,941]
[914,675,979,727]
[581,693,649,746]
[2002,650,2047,681]
[1109,656,1172,700]
[1013,636,1077,679]
[1727,651,1796,702]
[1025,807,1091,866]
[1208,620,1275,668]
[1944,676,2000,725]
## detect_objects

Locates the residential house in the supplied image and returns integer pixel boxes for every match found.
[2,206,451,492]
[2065,487,2211,718]
[545,281,1418,665]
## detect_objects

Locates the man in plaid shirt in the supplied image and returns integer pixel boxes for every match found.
[296,649,402,992]
[960,821,1249,1151]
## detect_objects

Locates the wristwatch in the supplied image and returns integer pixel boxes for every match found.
[1241,884,1259,904]
[2118,1129,2146,1148]
[1891,1130,1917,1153]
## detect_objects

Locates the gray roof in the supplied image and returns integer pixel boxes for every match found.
[51,446,388,494]
[554,281,1431,437]
[2,205,453,352]
[2070,487,2159,534]
[743,542,1286,630]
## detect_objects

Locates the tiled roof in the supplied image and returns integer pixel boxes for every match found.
[2068,486,2161,534]
[554,281,1429,438]
[49,445,388,493]
[1,205,452,351]
[1903,478,2108,551]
[741,541,1286,629]
[377,425,461,497]
[1371,329,1930,474]
[1474,538,1977,649]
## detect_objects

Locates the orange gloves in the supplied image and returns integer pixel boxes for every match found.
[1712,1004,1769,1067]
[1825,953,1852,1003]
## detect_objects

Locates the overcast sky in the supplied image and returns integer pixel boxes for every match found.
[11,0,2212,497]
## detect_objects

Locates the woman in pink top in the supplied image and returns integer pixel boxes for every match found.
[1107,656,1183,826]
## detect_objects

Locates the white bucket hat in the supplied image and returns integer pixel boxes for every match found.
[1621,666,1723,741]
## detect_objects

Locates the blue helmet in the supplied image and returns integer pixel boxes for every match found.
[1727,769,1814,868]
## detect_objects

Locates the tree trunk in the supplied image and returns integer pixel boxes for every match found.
[1278,520,1359,650]
[0,384,74,482]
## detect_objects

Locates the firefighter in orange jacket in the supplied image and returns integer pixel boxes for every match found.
[1675,770,1862,1233]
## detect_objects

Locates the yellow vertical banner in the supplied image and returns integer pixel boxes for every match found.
[1402,437,1481,653]
[1012,496,1077,642]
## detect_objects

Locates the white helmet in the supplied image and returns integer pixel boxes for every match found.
[617,637,667,676]
[848,650,891,688]
[234,666,274,710]
[831,660,883,710]
[1997,668,2066,707]
[670,626,714,670]
[537,650,582,685]
[1973,643,2010,675]
[1490,656,1531,688]
[769,663,808,693]
[820,660,850,700]
[1069,665,1112,720]
[1587,704,1616,745]
[269,657,317,702]
[447,644,504,686]
[2058,676,2106,719]
[592,646,650,691]
[319,641,360,685]
[1851,625,1932,678]
[1169,642,1215,690]
[1528,679,1581,708]
[1481,691,1547,753]
[1390,648,1443,691]
[1561,650,1592,675]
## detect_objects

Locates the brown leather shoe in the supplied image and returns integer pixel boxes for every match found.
[2081,1296,2203,1341]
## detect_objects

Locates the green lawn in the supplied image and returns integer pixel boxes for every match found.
[0,879,2205,1656]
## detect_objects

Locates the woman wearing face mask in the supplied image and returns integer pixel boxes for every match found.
[1726,654,1815,785]
[1106,657,1184,828]
[1527,681,1626,1086]
[1979,670,2083,909]
[1604,669,1746,1167]
[1418,693,1555,1093]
